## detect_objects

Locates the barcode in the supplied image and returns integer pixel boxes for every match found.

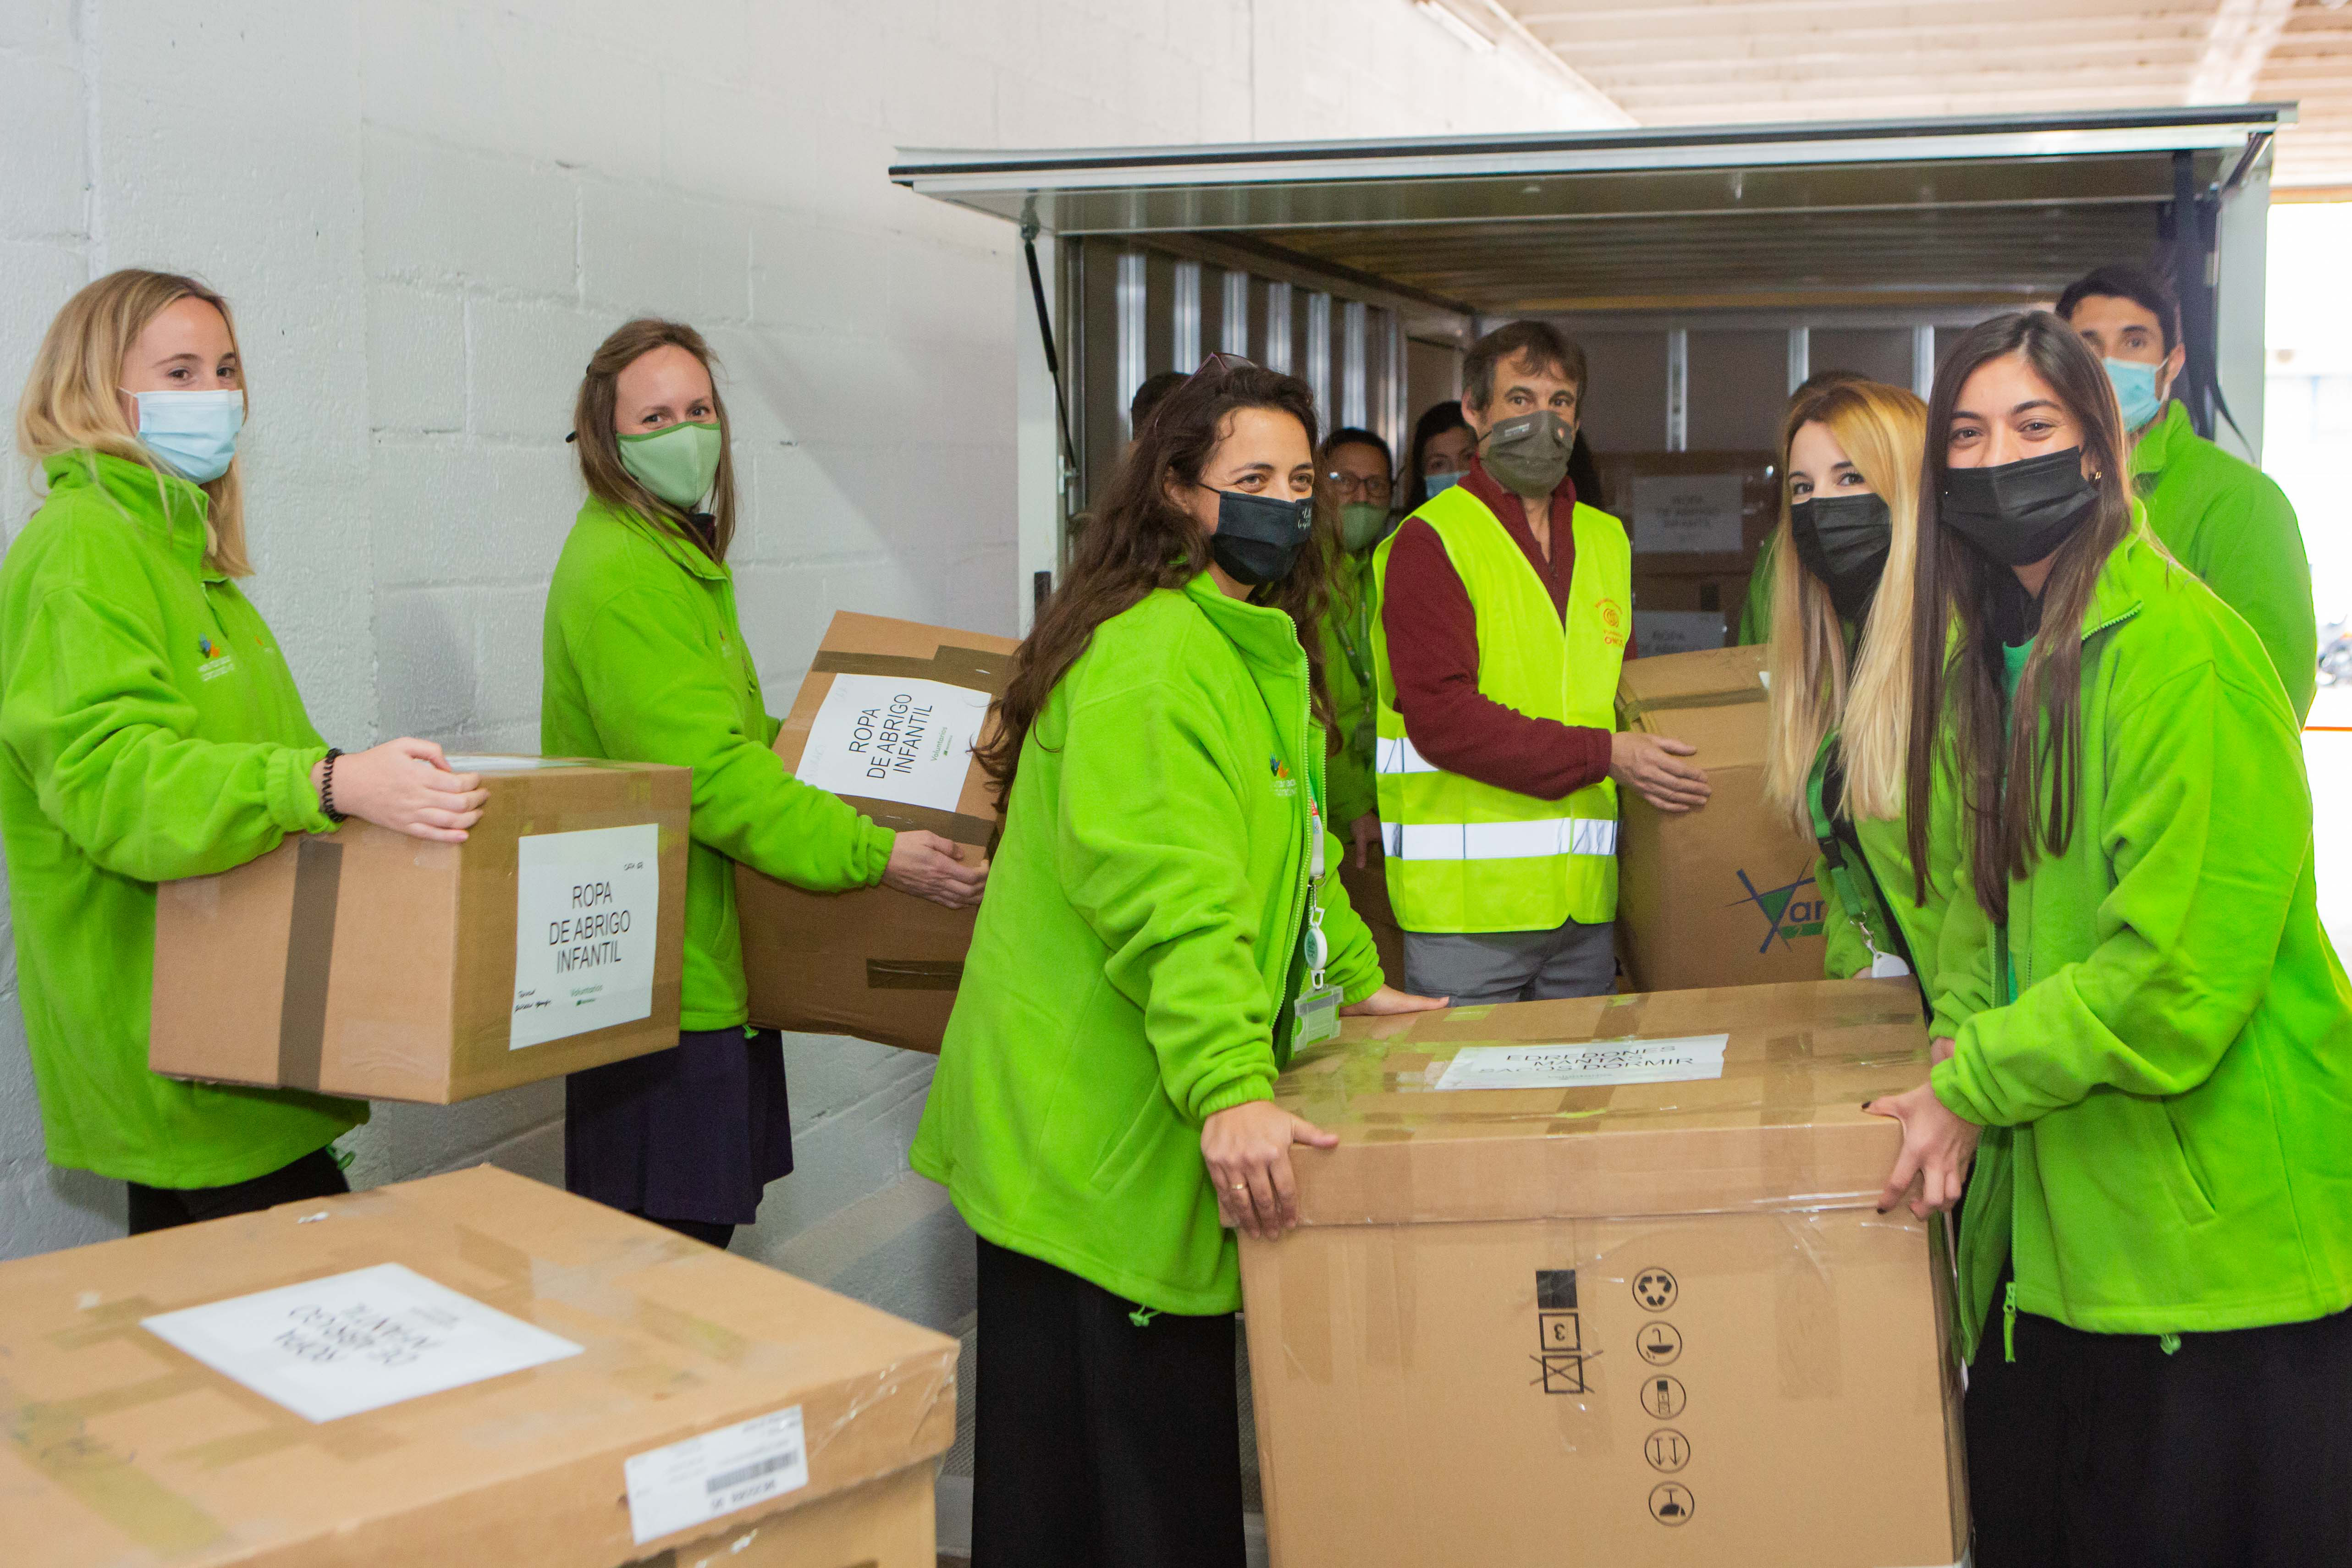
[704,1449,802,1496]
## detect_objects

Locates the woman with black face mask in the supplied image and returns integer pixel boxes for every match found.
[912,355,1442,1568]
[1759,378,1953,996]
[1868,312,2352,1566]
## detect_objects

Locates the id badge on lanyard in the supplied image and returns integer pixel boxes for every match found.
[1292,798,1343,1048]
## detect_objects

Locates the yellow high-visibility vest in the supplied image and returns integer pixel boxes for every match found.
[1371,483,1630,932]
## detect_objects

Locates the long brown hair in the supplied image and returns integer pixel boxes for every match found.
[16,269,253,576]
[1762,379,1926,833]
[1904,312,2135,922]
[977,358,1333,809]
[571,319,739,561]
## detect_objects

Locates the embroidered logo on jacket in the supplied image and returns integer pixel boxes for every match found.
[1269,757,1299,798]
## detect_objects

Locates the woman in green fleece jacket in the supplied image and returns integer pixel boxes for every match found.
[1869,312,2352,1565]
[0,270,489,1232]
[542,319,984,1253]
[912,358,1441,1568]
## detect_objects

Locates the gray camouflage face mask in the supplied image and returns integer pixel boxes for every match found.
[1481,409,1573,498]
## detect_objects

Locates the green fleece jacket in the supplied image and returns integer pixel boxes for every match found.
[1931,533,2352,1351]
[540,498,894,1031]
[0,451,363,1186]
[2132,402,2316,721]
[1319,549,1379,828]
[1812,737,1956,1003]
[911,572,1383,1315]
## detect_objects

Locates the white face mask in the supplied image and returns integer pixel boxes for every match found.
[125,388,245,482]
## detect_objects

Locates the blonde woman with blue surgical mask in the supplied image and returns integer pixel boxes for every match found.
[0,269,487,1233]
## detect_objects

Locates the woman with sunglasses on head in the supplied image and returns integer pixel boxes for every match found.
[1757,378,1958,993]
[913,356,1442,1568]
[543,319,986,1253]
[0,270,487,1232]
[1866,312,2352,1565]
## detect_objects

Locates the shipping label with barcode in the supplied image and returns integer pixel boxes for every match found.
[623,1405,809,1545]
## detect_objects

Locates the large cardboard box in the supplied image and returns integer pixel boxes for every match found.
[0,1166,958,1567]
[738,612,1016,1053]
[1614,644,1827,990]
[151,757,691,1104]
[1598,451,1780,575]
[1241,980,1966,1568]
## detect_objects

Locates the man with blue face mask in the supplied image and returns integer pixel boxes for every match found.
[2059,263,2316,720]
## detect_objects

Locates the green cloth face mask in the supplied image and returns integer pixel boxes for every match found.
[618,419,722,509]
[1338,502,1391,553]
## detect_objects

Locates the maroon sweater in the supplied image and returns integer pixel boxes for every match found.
[1379,458,1616,800]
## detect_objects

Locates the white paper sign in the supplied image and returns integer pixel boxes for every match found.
[624,1405,810,1545]
[1632,473,1745,554]
[139,1262,583,1423]
[793,673,990,813]
[1432,1035,1730,1092]
[511,823,661,1051]
[1632,610,1727,657]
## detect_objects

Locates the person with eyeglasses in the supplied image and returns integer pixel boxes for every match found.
[1316,427,1407,981]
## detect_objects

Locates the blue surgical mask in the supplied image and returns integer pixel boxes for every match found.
[127,388,245,483]
[1423,469,1465,497]
[2102,358,2163,434]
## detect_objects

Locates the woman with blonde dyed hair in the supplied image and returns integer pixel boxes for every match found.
[0,270,487,1233]
[1760,377,1952,990]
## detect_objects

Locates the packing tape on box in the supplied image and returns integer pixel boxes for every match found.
[865,959,964,991]
[276,835,345,1091]
[1617,684,1768,729]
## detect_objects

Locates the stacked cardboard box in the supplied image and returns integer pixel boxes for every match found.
[150,757,692,1104]
[1241,980,1965,1568]
[1614,644,1828,990]
[738,612,1016,1053]
[0,1166,958,1566]
[1599,451,1780,656]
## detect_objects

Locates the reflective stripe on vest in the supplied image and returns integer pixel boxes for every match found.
[1385,817,1619,860]
[1369,484,1631,934]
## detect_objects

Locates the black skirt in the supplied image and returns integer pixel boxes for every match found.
[563,1027,793,1227]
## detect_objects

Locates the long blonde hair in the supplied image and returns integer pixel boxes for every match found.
[1763,379,1927,832]
[15,270,252,577]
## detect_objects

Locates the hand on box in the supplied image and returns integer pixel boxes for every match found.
[881,829,988,909]
[1609,732,1711,813]
[1349,812,1379,870]
[1339,985,1447,1018]
[1865,1081,1979,1220]
[1203,1100,1337,1241]
[315,739,486,844]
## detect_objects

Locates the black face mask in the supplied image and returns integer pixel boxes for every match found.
[1939,448,2099,567]
[1789,493,1891,623]
[1209,489,1314,587]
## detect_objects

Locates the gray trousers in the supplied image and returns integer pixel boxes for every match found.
[1402,916,1615,1006]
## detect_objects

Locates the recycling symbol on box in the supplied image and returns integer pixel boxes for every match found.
[1632,1267,1677,1311]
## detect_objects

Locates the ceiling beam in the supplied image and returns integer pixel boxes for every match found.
[2188,0,2300,103]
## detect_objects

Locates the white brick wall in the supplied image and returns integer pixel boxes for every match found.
[0,0,1619,1333]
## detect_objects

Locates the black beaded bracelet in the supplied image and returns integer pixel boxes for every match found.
[320,748,348,824]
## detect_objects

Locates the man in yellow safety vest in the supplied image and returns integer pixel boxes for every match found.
[1372,321,1710,1002]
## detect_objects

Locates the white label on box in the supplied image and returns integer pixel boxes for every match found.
[1432,1035,1730,1091]
[1632,610,1727,657]
[624,1405,810,1545]
[1632,473,1745,554]
[510,823,661,1050]
[793,673,991,813]
[139,1262,583,1424]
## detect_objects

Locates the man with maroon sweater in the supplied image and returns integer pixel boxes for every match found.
[1373,322,1709,1004]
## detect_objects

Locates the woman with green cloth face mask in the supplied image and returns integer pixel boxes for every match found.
[541,319,987,1253]
[0,269,489,1235]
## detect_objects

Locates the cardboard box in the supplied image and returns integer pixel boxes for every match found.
[1614,645,1827,990]
[738,612,1016,1053]
[1631,568,1753,658]
[150,757,691,1104]
[1598,451,1781,575]
[1240,981,1965,1568]
[0,1165,958,1567]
